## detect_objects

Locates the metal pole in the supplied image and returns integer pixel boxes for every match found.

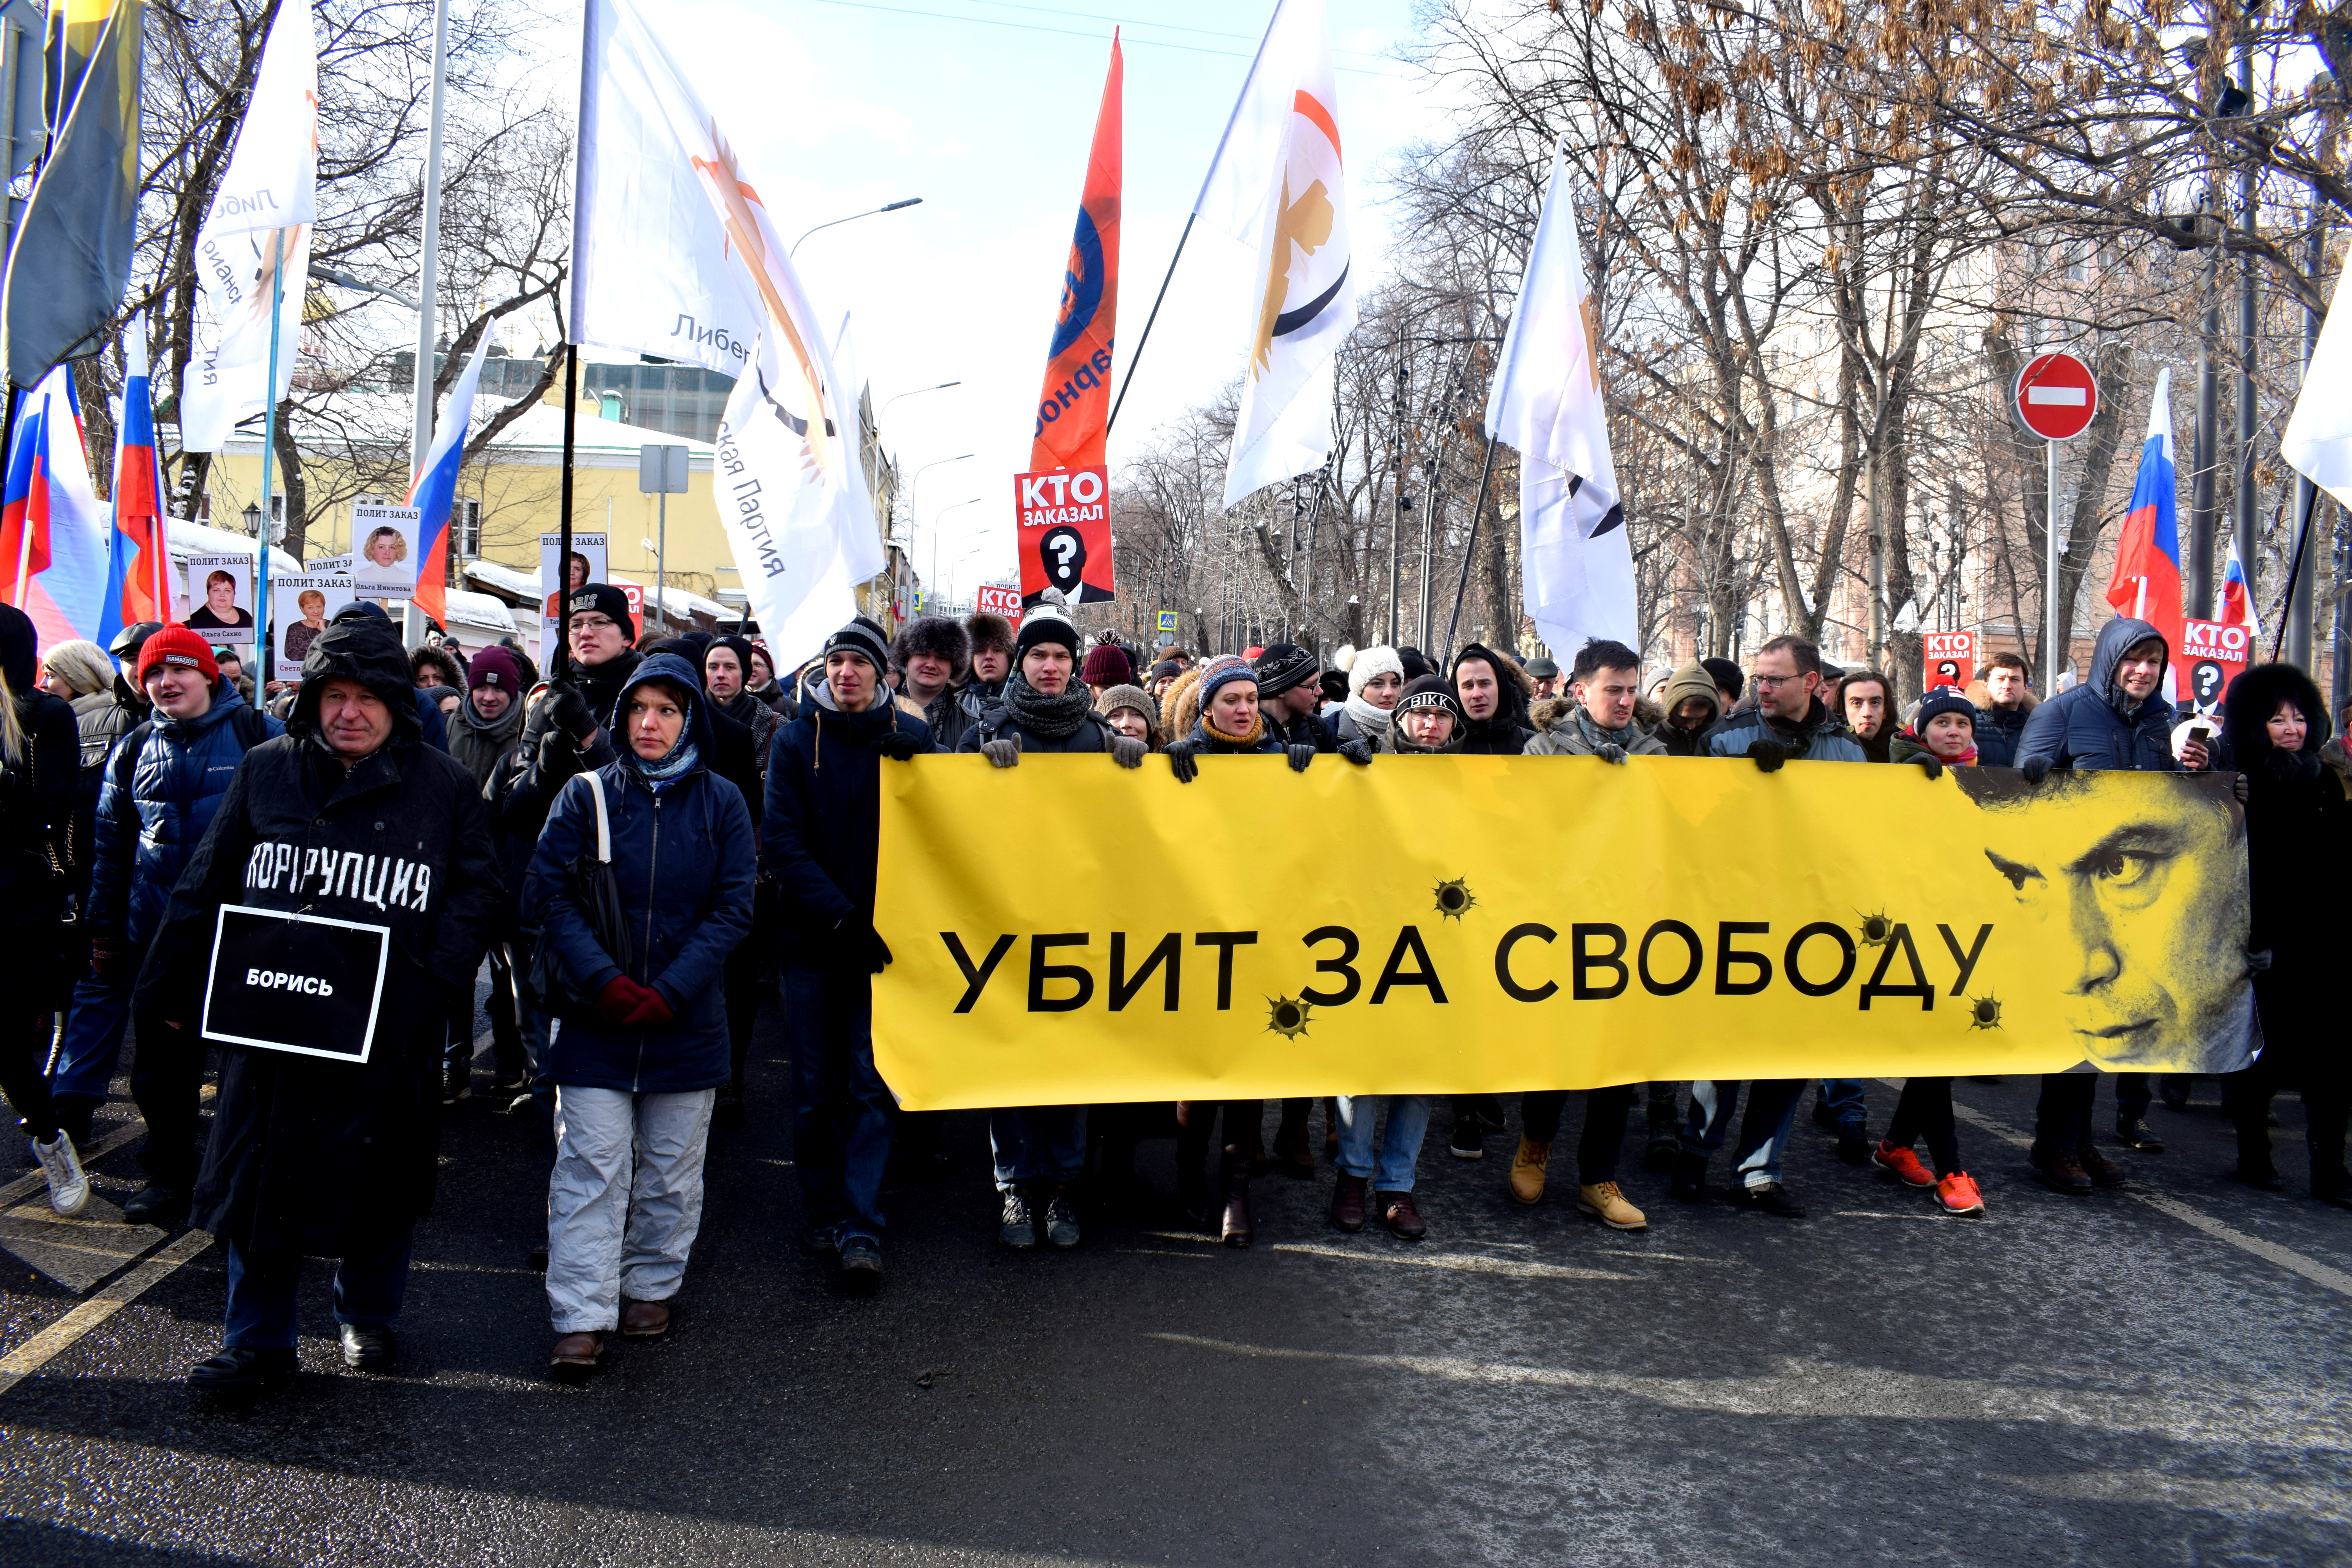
[1105,211,1196,437]
[1441,432,1503,663]
[655,490,668,633]
[1387,363,1405,645]
[256,229,285,683]
[410,0,450,472]
[2191,200,2220,619]
[2235,40,2258,634]
[1417,456,1436,649]
[556,345,576,680]
[2274,484,2320,665]
[2288,213,2325,670]
[2044,438,2062,686]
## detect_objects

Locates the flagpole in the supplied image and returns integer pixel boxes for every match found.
[0,384,17,607]
[556,342,576,681]
[256,227,284,684]
[1440,430,1501,664]
[1103,212,1192,438]
[2273,481,2320,665]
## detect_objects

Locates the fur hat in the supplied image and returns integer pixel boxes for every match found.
[893,616,971,681]
[964,610,1016,660]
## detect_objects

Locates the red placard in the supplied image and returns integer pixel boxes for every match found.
[976,583,1025,628]
[1923,631,1974,692]
[1014,466,1115,608]
[619,583,644,639]
[2177,618,2250,715]
[2014,352,2099,441]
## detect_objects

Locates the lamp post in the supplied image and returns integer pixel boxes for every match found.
[879,380,961,419]
[242,502,261,538]
[791,197,923,258]
[929,496,983,607]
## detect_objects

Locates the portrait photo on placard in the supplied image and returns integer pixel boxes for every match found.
[540,532,608,646]
[273,572,358,668]
[351,502,422,594]
[181,553,257,633]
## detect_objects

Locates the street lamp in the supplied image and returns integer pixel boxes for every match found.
[242,502,261,537]
[879,380,961,419]
[929,496,983,603]
[791,197,922,258]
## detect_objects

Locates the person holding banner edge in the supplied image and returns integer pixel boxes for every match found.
[137,616,501,1402]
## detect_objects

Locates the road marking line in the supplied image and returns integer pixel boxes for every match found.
[1270,1241,1635,1281]
[1877,1080,2352,1300]
[0,1229,214,1398]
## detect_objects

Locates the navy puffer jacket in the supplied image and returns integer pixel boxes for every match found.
[87,678,282,947]
[761,679,932,962]
[528,654,756,1093]
[2014,617,2179,774]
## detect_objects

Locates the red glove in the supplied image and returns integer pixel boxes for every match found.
[595,975,652,1027]
[91,937,121,979]
[622,986,676,1029]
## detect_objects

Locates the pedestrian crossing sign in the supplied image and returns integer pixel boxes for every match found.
[1156,610,1177,633]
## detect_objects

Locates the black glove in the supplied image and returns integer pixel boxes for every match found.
[1287,743,1316,773]
[981,732,1022,769]
[1109,734,1146,769]
[546,682,597,742]
[840,920,892,973]
[1338,739,1373,767]
[1910,753,1944,781]
[1166,739,1200,784]
[877,730,922,761]
[1595,741,1628,765]
[1746,738,1787,773]
[2233,771,2250,803]
[2018,754,2053,786]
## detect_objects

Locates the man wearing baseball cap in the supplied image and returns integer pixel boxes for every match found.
[47,627,282,1228]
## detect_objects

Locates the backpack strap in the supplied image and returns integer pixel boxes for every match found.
[583,769,612,863]
[229,703,270,751]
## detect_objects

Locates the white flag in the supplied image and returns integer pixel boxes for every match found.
[1197,0,1356,509]
[573,0,879,663]
[2282,274,2352,510]
[1485,140,1634,658]
[179,0,317,454]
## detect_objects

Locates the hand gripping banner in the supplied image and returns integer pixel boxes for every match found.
[872,757,2258,1110]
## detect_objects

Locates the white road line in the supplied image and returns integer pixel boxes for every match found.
[1878,1079,2352,1300]
[1270,1241,1636,1281]
[0,1229,215,1398]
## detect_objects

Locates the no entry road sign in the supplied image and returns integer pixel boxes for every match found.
[2014,351,2099,441]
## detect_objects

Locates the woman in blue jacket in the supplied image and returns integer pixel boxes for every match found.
[528,652,755,1381]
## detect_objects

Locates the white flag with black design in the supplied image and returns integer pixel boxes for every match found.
[1484,139,1634,656]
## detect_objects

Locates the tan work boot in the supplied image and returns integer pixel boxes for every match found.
[1508,1138,1551,1205]
[1577,1180,1648,1230]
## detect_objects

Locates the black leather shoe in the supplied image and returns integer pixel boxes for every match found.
[1837,1129,1870,1165]
[338,1324,398,1372]
[187,1345,296,1402]
[2232,1162,2286,1192]
[122,1185,189,1230]
[1723,1181,1808,1218]
[2114,1118,2165,1153]
[1669,1152,1710,1202]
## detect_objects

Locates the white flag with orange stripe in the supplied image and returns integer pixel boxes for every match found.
[1196,0,1356,509]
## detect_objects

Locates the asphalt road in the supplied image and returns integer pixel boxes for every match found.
[2,1005,2349,1568]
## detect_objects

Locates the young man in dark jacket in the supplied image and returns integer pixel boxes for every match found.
[47,628,283,1224]
[1452,642,1535,755]
[143,618,501,1400]
[762,618,929,1287]
[1966,652,2035,769]
[1252,642,1343,755]
[895,616,978,752]
[2012,616,2202,1188]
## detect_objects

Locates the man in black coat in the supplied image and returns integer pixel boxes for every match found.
[1452,642,1535,755]
[141,618,502,1401]
[762,618,929,1289]
[895,616,979,752]
[1253,642,1347,755]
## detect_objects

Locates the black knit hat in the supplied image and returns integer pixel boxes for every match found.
[1252,642,1317,699]
[1915,686,1978,732]
[1016,611,1080,659]
[1701,656,1744,702]
[824,617,891,671]
[569,583,634,630]
[1397,646,1434,682]
[1394,673,1463,722]
[894,615,971,678]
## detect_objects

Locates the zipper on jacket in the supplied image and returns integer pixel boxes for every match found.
[634,790,661,1092]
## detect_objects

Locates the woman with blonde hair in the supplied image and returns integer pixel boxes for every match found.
[41,638,129,896]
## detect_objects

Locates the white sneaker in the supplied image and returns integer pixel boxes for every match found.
[31,1131,89,1217]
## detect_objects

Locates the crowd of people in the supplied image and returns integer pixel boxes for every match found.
[0,582,2341,1405]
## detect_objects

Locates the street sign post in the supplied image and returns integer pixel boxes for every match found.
[639,443,689,630]
[2015,351,2099,686]
[1156,610,1177,634]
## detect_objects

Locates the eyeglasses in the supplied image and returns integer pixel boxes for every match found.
[572,614,617,633]
[1751,672,1808,691]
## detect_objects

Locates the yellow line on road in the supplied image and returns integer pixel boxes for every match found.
[0,1229,215,1398]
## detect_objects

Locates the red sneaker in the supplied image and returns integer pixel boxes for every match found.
[1871,1140,1935,1189]
[1936,1172,1985,1217]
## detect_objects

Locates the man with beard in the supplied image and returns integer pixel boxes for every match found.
[1967,652,2036,769]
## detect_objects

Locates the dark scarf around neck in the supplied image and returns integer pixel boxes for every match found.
[1003,672,1094,740]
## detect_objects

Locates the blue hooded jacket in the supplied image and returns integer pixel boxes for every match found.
[527,652,756,1093]
[88,677,284,947]
[2014,617,2180,774]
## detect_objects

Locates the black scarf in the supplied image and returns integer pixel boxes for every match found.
[717,688,764,728]
[1002,671,1093,740]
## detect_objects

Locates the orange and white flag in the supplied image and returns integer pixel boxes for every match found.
[1196,0,1356,509]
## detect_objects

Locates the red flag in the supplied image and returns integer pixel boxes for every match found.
[1028,33,1120,472]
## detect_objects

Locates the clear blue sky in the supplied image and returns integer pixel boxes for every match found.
[644,0,1449,601]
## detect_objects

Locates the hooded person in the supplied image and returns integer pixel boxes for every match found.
[530,653,756,1379]
[1965,652,2037,769]
[958,605,1144,771]
[1333,646,1405,750]
[891,617,979,753]
[702,634,782,775]
[138,616,502,1401]
[2216,662,2348,1205]
[1450,642,1535,756]
[46,626,284,1212]
[329,603,450,752]
[762,618,930,1288]
[1655,660,1724,757]
[1524,639,1667,762]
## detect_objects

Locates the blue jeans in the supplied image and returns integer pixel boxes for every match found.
[989,1106,1087,1193]
[1819,1078,1868,1132]
[786,965,892,1244]
[224,1233,412,1349]
[1336,1095,1430,1192]
[1682,1080,1804,1189]
[48,965,132,1103]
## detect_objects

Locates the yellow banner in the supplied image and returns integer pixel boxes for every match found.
[873,755,2256,1110]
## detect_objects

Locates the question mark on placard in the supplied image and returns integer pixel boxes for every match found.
[1040,525,1086,591]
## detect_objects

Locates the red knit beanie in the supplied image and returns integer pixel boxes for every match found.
[138,625,218,685]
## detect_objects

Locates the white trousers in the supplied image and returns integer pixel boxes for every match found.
[546,1085,715,1334]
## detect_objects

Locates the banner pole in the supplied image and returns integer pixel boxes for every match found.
[2273,480,2321,665]
[256,227,285,685]
[556,342,576,681]
[1104,211,1194,438]
[1440,431,1501,663]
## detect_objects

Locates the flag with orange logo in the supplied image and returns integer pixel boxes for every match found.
[1194,0,1355,508]
[1029,34,1121,472]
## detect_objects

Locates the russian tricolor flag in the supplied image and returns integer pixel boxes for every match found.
[403,333,494,629]
[0,365,111,651]
[2220,532,2260,634]
[2106,367,2184,701]
[102,315,174,645]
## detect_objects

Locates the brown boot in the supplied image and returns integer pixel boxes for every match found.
[548,1331,604,1384]
[1508,1138,1551,1205]
[620,1299,672,1339]
[2030,1141,2092,1195]
[1376,1189,1427,1240]
[1330,1171,1368,1232]
[1219,1151,1254,1248]
[2076,1143,2128,1189]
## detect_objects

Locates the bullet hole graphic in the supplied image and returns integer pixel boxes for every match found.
[1434,878,1477,920]
[1266,995,1313,1039]
[1967,994,2003,1031]
[1858,910,1895,947]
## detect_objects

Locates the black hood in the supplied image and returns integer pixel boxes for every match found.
[0,601,35,694]
[2088,616,2169,719]
[289,620,422,746]
[1451,641,1528,725]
